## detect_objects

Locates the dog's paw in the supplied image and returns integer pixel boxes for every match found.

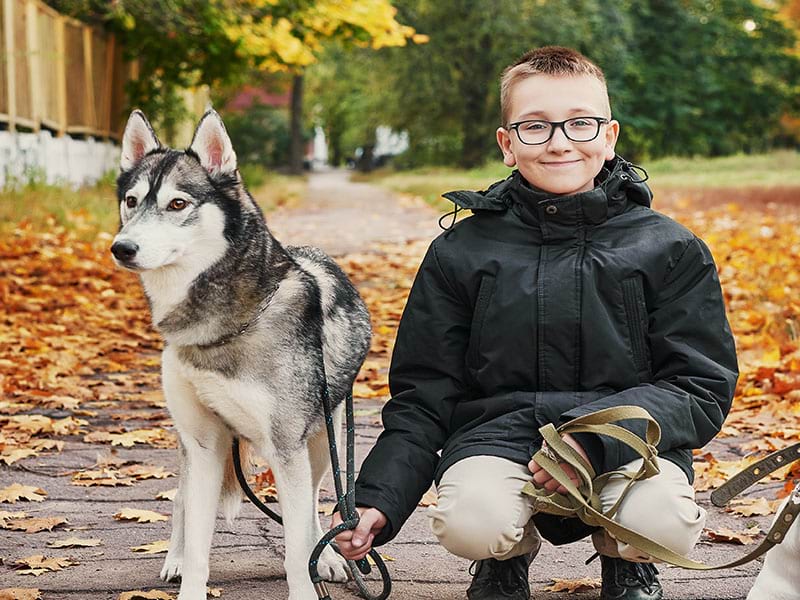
[316,548,350,583]
[160,554,183,582]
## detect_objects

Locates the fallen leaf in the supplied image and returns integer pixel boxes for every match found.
[119,464,175,480]
[418,487,438,507]
[156,489,177,501]
[13,555,76,576]
[0,510,28,524]
[727,497,781,517]
[131,540,170,554]
[114,509,168,523]
[705,526,761,545]
[72,469,135,487]
[542,578,602,593]
[0,589,42,600]
[317,502,337,515]
[118,591,174,600]
[0,449,38,465]
[0,484,46,504]
[47,537,102,548]
[3,517,67,534]
[366,553,395,566]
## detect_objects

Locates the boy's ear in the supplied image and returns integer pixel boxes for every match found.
[604,119,620,161]
[189,110,237,176]
[496,127,517,167]
[120,110,161,171]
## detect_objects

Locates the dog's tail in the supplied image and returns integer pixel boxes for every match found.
[221,438,254,525]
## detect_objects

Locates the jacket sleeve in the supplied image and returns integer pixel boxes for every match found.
[354,240,471,545]
[559,236,738,474]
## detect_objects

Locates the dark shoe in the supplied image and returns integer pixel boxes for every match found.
[600,555,663,600]
[466,551,535,600]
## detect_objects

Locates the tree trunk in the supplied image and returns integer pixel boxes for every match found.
[458,33,494,169]
[289,73,304,174]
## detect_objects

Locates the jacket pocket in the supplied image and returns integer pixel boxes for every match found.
[467,274,496,367]
[621,275,652,379]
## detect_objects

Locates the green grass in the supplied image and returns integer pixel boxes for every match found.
[353,150,800,211]
[0,171,308,239]
[0,182,120,241]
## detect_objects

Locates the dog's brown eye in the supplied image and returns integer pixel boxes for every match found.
[168,199,188,211]
[125,196,137,209]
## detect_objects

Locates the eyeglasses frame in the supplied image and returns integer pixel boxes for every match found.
[506,116,610,146]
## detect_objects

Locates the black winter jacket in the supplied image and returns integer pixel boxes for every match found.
[355,156,738,546]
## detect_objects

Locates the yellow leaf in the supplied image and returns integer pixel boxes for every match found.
[13,555,76,576]
[118,591,175,600]
[727,497,781,517]
[704,526,761,545]
[3,517,67,534]
[156,489,178,501]
[0,449,38,465]
[0,484,47,504]
[542,578,602,593]
[0,588,42,600]
[418,487,438,507]
[114,509,169,523]
[47,537,103,548]
[131,540,170,554]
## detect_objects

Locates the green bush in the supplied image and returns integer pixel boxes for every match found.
[223,102,291,170]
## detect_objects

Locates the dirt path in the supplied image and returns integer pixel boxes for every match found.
[1,171,768,599]
[267,168,442,256]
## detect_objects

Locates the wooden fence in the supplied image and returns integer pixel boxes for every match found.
[0,0,135,139]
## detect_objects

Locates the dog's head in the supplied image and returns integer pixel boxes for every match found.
[111,110,246,272]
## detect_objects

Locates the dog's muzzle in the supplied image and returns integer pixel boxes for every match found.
[111,240,140,264]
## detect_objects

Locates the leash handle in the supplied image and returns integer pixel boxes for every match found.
[523,406,800,570]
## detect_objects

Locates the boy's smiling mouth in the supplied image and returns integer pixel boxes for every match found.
[541,159,581,167]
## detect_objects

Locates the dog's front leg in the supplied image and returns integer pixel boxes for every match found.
[175,432,228,600]
[161,441,186,582]
[273,450,320,600]
[162,351,229,600]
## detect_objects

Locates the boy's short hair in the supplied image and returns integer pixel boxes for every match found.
[500,46,610,125]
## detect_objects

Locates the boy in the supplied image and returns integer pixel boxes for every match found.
[332,46,738,600]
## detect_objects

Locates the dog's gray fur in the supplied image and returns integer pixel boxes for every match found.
[111,110,371,600]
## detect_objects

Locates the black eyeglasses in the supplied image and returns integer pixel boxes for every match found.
[507,117,609,145]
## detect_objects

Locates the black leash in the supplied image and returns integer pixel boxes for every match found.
[231,385,391,600]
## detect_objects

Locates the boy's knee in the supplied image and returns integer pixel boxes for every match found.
[428,490,529,561]
[615,490,706,558]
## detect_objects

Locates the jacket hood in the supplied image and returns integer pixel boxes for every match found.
[441,155,652,219]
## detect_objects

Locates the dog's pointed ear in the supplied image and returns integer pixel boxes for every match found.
[189,110,237,176]
[120,110,161,171]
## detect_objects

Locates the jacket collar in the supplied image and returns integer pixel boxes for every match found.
[441,155,652,230]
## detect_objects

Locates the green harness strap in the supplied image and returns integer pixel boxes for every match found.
[521,406,800,570]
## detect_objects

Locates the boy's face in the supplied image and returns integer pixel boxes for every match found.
[497,74,620,196]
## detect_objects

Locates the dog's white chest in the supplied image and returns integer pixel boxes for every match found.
[162,346,277,447]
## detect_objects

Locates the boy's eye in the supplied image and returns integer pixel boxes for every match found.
[568,118,593,128]
[168,198,189,211]
[125,196,137,209]
[522,121,547,131]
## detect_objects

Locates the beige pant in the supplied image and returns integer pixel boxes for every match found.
[428,455,706,563]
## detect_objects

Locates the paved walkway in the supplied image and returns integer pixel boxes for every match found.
[1,169,768,599]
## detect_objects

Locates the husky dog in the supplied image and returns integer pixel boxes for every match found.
[748,494,800,600]
[111,110,371,600]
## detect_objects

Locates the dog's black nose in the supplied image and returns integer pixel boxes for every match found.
[111,240,139,262]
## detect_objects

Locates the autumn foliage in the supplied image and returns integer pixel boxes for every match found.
[3,189,800,594]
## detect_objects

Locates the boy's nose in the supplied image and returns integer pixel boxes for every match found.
[547,124,573,150]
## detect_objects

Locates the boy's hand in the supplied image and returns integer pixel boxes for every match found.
[330,507,387,561]
[528,433,590,495]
